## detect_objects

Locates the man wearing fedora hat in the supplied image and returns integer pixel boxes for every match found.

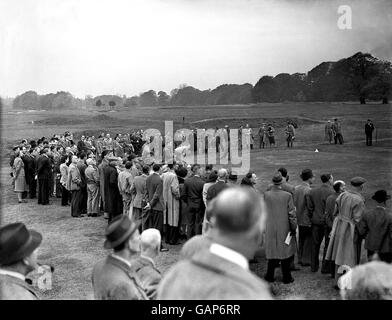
[326,176,367,284]
[0,222,42,299]
[358,190,392,263]
[91,215,148,300]
[264,172,297,284]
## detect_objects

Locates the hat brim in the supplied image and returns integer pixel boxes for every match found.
[2,230,42,265]
[103,220,141,250]
[372,194,391,201]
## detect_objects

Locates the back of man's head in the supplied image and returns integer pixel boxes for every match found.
[321,174,332,183]
[125,161,132,170]
[217,168,227,180]
[140,228,161,257]
[191,164,200,174]
[211,187,264,234]
[101,150,110,159]
[142,165,150,175]
[152,164,160,172]
[278,167,288,178]
[208,187,266,258]
[205,164,213,172]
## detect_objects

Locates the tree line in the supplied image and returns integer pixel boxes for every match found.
[11,52,392,110]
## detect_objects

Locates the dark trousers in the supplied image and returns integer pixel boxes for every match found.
[48,171,54,196]
[148,209,164,235]
[80,187,87,214]
[265,256,293,283]
[166,225,179,245]
[186,203,204,239]
[367,250,392,263]
[298,225,312,265]
[366,134,373,146]
[133,207,150,233]
[38,178,50,205]
[334,133,343,144]
[61,185,70,206]
[71,189,83,217]
[310,224,329,272]
[29,178,37,198]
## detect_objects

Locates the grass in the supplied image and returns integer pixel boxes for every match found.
[1,102,391,299]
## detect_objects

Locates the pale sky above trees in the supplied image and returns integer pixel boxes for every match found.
[1,0,391,98]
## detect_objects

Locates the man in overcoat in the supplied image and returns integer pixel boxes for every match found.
[67,155,83,217]
[161,164,180,245]
[326,177,367,283]
[357,190,392,263]
[307,173,335,273]
[103,158,123,223]
[157,187,273,299]
[264,172,297,284]
[36,148,51,205]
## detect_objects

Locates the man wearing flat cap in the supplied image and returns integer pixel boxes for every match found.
[326,176,367,284]
[91,215,148,300]
[0,222,43,299]
[357,190,392,263]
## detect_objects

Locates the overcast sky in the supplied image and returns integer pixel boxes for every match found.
[1,0,391,98]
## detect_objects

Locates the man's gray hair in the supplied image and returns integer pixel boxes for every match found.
[140,228,161,251]
[217,168,228,179]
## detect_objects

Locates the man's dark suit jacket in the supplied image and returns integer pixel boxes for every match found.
[22,153,36,184]
[184,175,205,205]
[36,155,51,180]
[146,173,164,211]
[206,181,228,205]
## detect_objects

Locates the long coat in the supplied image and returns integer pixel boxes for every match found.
[325,190,365,267]
[263,186,297,260]
[67,163,81,191]
[98,159,108,209]
[357,206,392,254]
[162,171,180,226]
[13,157,26,192]
[157,248,273,300]
[103,163,123,219]
[92,255,148,300]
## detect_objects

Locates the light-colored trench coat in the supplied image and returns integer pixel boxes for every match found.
[325,190,365,267]
[162,171,180,226]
